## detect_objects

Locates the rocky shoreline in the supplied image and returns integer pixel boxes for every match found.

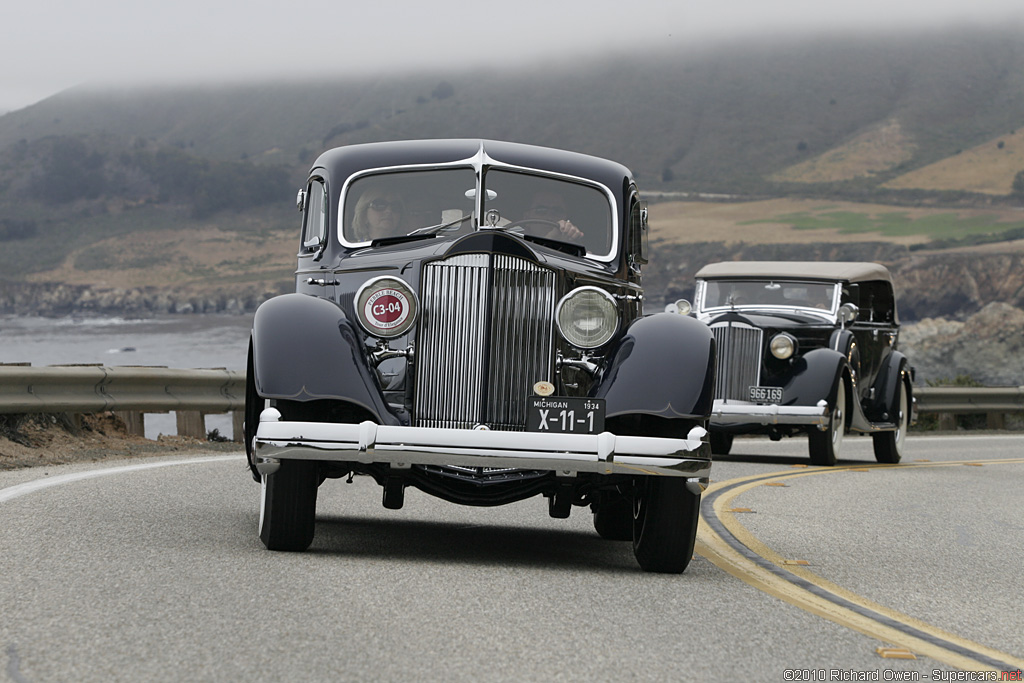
[3,264,1023,387]
[0,281,289,317]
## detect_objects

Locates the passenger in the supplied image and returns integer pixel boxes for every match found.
[351,187,405,242]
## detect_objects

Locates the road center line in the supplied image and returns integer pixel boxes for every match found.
[696,460,1024,673]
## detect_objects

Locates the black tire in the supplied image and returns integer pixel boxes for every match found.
[259,458,319,551]
[592,490,633,541]
[709,431,733,456]
[244,341,263,481]
[632,476,701,573]
[873,378,909,464]
[808,374,847,466]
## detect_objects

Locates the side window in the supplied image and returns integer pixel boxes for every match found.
[629,198,649,264]
[862,280,895,322]
[302,180,326,250]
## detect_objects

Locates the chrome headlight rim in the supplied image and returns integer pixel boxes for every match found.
[354,276,419,339]
[555,286,619,350]
[769,332,797,360]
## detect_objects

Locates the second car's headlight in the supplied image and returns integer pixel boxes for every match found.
[556,287,618,349]
[355,276,419,338]
[770,333,797,359]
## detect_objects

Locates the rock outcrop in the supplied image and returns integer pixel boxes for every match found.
[899,302,1024,386]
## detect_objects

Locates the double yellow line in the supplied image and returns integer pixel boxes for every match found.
[696,460,1024,672]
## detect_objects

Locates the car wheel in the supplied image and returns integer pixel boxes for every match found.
[259,458,319,551]
[808,374,847,466]
[592,490,633,541]
[631,476,700,573]
[872,378,908,464]
[710,431,733,456]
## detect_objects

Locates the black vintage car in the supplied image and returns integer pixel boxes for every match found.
[244,139,716,572]
[677,261,914,466]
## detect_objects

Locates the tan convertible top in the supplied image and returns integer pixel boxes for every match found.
[694,261,892,284]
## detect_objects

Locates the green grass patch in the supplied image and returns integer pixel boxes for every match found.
[741,211,1024,240]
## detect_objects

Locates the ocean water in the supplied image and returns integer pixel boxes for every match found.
[0,314,254,440]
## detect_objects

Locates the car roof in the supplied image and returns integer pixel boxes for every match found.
[694,261,893,284]
[312,139,633,192]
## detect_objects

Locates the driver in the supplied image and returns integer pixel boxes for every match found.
[351,187,405,242]
[522,190,584,242]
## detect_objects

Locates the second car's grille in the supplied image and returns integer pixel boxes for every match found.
[710,322,763,401]
[415,253,556,430]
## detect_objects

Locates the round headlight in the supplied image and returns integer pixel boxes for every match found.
[770,333,796,359]
[355,276,419,338]
[556,286,618,349]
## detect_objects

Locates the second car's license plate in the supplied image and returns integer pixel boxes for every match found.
[526,396,605,434]
[749,386,783,403]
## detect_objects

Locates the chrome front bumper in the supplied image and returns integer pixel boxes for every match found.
[710,399,830,427]
[253,408,711,479]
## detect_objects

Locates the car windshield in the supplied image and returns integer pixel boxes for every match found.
[482,169,614,258]
[701,280,838,312]
[342,166,615,257]
[342,168,478,244]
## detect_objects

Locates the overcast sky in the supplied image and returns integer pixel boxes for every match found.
[2,0,1023,114]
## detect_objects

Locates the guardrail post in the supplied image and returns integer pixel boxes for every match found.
[986,412,1006,430]
[176,410,206,439]
[232,410,244,443]
[937,413,957,430]
[115,410,145,437]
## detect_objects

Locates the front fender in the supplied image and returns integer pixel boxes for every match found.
[593,313,715,420]
[251,293,400,425]
[781,348,848,407]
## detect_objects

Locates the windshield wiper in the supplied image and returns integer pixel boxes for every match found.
[517,232,586,257]
[369,214,473,247]
[407,213,473,236]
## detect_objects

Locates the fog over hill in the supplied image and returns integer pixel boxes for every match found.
[3,27,1024,194]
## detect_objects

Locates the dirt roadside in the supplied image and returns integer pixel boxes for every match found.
[0,412,240,471]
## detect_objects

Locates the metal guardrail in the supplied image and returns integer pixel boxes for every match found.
[913,386,1024,414]
[0,366,243,414]
[0,367,1021,436]
[0,366,245,440]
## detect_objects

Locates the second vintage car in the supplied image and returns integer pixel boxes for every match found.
[675,261,914,466]
[244,139,716,572]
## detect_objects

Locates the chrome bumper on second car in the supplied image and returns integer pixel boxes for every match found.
[710,399,830,426]
[253,408,710,480]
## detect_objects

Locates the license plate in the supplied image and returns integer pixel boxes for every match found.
[526,396,605,434]
[749,386,783,403]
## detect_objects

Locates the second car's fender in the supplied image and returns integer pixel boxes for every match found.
[593,313,716,420]
[779,348,849,408]
[865,351,912,423]
[251,293,401,425]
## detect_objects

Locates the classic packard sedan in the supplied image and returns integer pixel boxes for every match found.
[244,139,716,573]
[677,261,914,466]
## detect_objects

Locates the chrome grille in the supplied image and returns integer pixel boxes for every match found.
[711,322,763,402]
[415,253,556,430]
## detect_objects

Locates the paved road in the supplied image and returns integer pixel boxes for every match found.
[1,434,1021,682]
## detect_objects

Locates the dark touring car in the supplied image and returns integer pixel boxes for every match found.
[677,261,915,466]
[244,139,716,572]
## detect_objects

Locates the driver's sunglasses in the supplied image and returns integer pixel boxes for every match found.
[369,199,403,212]
[527,204,566,217]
